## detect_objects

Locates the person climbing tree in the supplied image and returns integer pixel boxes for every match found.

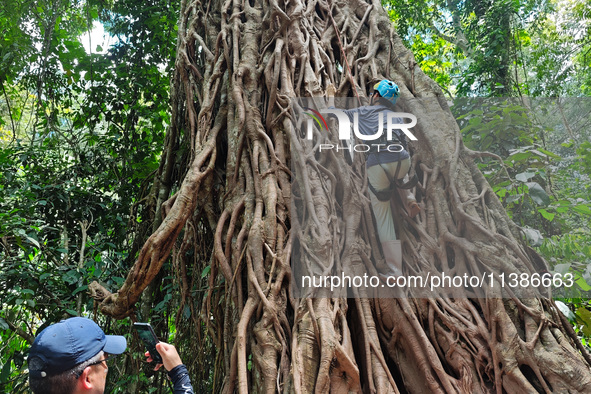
[326,80,420,274]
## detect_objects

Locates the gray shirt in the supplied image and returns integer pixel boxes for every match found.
[331,104,409,167]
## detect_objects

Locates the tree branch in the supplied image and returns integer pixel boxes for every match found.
[6,318,34,344]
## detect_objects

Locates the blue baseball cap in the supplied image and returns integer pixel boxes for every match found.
[28,317,127,378]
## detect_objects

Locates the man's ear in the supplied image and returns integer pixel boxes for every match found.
[78,366,93,390]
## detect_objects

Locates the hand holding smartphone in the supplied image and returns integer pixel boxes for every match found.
[133,322,163,364]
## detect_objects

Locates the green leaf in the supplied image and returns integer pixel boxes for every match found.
[576,307,591,337]
[469,117,482,126]
[573,204,591,215]
[555,301,575,323]
[552,256,570,272]
[0,318,9,331]
[72,285,88,296]
[183,305,191,319]
[506,194,522,204]
[522,227,543,247]
[201,265,211,279]
[508,152,532,162]
[538,209,555,221]
[526,182,550,206]
[537,148,561,159]
[0,361,11,384]
[65,309,78,316]
[24,233,40,248]
[516,171,535,182]
[576,275,591,292]
[154,300,166,312]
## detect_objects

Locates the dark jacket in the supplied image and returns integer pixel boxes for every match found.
[168,364,194,394]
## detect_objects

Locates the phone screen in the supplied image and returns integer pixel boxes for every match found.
[133,323,163,364]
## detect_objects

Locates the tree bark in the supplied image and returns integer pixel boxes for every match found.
[90,0,591,392]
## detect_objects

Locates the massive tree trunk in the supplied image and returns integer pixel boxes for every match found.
[90,0,591,392]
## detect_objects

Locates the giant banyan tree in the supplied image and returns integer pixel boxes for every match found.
[89,0,591,391]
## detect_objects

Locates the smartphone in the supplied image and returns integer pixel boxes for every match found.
[133,322,163,364]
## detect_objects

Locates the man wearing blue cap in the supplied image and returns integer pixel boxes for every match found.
[28,317,127,393]
[28,317,194,393]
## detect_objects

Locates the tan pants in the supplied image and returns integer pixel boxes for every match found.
[368,158,415,242]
